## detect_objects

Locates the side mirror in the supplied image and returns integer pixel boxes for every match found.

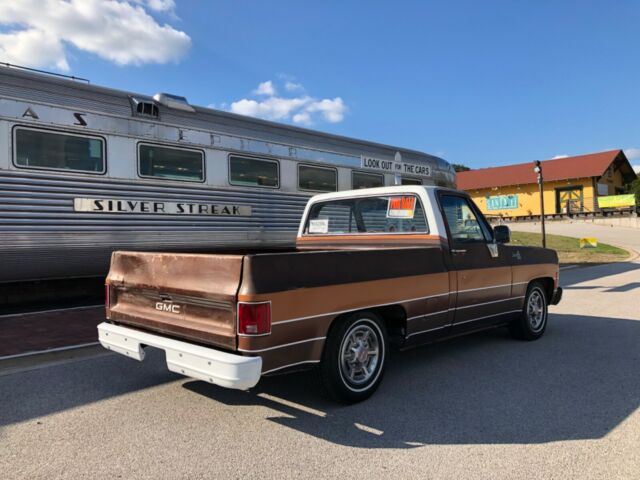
[494,225,510,244]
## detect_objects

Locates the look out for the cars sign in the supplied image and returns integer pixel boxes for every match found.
[361,155,431,177]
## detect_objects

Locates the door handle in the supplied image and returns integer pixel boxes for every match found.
[451,249,467,255]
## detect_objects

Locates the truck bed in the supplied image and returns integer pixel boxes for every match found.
[106,245,446,352]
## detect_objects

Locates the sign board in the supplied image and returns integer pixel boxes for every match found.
[387,196,416,218]
[361,156,431,177]
[74,198,252,216]
[597,194,636,209]
[579,237,598,249]
[486,194,519,211]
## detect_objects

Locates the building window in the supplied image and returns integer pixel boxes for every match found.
[298,164,337,192]
[352,171,384,189]
[138,144,204,182]
[229,155,279,188]
[14,127,105,174]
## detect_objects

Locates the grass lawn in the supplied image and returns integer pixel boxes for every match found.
[509,231,629,265]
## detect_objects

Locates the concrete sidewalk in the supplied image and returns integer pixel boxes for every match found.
[0,306,103,358]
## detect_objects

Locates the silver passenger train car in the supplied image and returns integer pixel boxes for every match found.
[0,65,455,284]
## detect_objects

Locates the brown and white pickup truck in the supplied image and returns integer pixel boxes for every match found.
[99,186,562,403]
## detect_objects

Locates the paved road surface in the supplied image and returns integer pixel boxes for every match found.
[1,230,639,479]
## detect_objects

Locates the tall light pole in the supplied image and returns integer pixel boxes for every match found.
[534,160,546,248]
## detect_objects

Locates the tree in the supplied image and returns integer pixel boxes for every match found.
[452,163,471,172]
[625,177,640,205]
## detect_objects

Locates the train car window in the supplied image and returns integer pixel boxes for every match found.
[401,177,422,185]
[352,171,384,189]
[298,164,337,192]
[229,155,279,188]
[138,144,204,182]
[14,127,105,173]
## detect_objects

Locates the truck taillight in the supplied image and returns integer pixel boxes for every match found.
[238,302,271,336]
[105,283,111,319]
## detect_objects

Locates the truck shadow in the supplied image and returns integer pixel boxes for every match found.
[185,312,640,448]
[0,349,180,428]
[560,261,640,286]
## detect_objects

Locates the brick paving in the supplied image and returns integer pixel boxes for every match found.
[0,306,104,357]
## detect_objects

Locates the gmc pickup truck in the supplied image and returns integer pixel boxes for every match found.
[99,186,562,403]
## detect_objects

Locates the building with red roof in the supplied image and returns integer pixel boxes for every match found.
[457,150,637,217]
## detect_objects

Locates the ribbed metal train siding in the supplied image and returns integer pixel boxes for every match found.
[0,170,307,283]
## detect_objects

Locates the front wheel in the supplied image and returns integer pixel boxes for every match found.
[319,311,387,404]
[509,281,548,341]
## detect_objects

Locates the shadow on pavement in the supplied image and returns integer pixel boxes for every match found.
[185,312,640,448]
[604,281,640,293]
[560,261,640,286]
[2,312,638,450]
[0,349,179,428]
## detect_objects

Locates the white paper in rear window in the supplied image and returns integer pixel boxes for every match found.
[308,218,329,234]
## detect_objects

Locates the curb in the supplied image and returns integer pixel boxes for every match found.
[0,342,109,377]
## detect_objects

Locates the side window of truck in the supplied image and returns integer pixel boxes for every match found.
[440,195,491,243]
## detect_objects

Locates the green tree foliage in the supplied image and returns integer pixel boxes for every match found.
[625,177,640,204]
[452,163,471,172]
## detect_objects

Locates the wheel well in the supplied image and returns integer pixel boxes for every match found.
[328,305,407,349]
[530,277,554,301]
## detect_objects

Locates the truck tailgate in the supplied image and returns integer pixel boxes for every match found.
[106,251,242,350]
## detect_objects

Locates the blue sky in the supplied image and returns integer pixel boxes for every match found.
[2,0,640,170]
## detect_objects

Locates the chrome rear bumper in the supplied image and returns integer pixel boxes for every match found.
[97,322,262,390]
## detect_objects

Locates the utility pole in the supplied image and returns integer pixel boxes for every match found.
[534,160,546,248]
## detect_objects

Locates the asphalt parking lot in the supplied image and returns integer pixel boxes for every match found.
[1,247,639,479]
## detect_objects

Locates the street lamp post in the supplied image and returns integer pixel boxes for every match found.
[534,160,546,248]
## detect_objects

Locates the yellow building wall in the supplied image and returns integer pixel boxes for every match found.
[467,178,597,217]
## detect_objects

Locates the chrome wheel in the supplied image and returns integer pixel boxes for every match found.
[527,288,546,332]
[339,323,381,387]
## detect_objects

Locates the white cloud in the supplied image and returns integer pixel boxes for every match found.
[227,79,347,126]
[253,80,276,96]
[292,111,312,125]
[623,148,640,162]
[285,81,304,92]
[0,0,191,72]
[144,0,176,12]
[306,97,346,123]
[552,154,569,159]
[623,149,640,175]
[231,96,311,121]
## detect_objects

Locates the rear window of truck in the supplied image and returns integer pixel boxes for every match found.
[304,195,428,235]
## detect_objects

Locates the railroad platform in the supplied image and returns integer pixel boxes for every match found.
[0,306,103,358]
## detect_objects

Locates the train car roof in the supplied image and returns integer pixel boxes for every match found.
[0,65,452,171]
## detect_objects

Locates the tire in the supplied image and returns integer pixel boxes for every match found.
[319,311,388,404]
[509,281,548,341]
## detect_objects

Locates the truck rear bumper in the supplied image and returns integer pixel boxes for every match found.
[97,322,262,390]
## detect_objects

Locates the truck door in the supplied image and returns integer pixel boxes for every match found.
[438,193,514,332]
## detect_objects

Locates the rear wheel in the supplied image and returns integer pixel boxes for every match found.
[319,311,387,404]
[509,281,548,340]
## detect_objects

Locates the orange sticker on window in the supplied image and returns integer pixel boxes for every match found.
[387,196,416,218]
